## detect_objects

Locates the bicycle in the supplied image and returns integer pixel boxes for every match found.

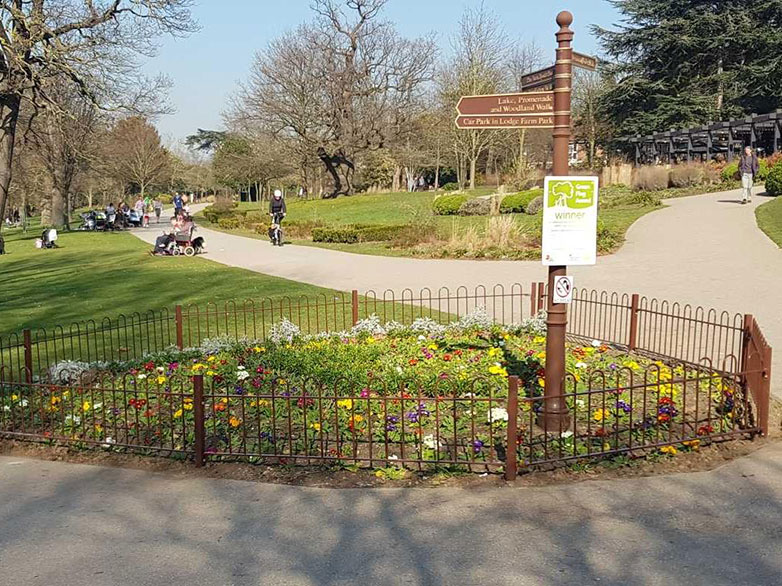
[270,212,285,246]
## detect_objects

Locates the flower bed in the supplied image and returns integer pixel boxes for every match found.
[0,311,751,472]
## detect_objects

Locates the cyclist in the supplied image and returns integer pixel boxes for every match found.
[269,189,287,246]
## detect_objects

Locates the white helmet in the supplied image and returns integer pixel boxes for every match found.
[273,189,282,198]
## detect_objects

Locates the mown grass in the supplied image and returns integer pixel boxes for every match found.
[756,195,782,247]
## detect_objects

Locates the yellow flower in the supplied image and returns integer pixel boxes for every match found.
[488,364,508,377]
[311,422,321,431]
[367,337,375,344]
[229,416,241,428]
[192,363,206,372]
[183,403,193,411]
[278,379,287,385]
[375,469,385,478]
[50,396,61,406]
[221,398,228,404]
[592,409,607,422]
[536,351,546,360]
[625,360,641,371]
[351,414,364,423]
[82,401,91,412]
[533,336,546,345]
[174,408,183,418]
[337,399,353,409]
[682,440,700,450]
[207,356,216,363]
[503,333,510,340]
[11,394,18,401]
[660,445,678,455]
[253,346,266,353]
[156,376,167,385]
[206,370,216,376]
[95,424,103,433]
[538,377,545,388]
[428,343,438,351]
[487,347,502,359]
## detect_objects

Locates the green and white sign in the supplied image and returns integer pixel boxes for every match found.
[541,176,599,266]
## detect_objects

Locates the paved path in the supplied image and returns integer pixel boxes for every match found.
[1,447,781,586]
[136,189,781,396]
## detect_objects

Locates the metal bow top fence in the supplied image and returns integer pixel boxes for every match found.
[0,282,771,435]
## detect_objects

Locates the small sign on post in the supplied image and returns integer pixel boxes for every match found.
[541,176,599,266]
[553,276,574,304]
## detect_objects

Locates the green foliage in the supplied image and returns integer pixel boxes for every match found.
[765,161,782,197]
[312,224,407,243]
[432,194,469,215]
[758,159,770,182]
[756,191,782,247]
[721,162,739,182]
[457,197,492,216]
[360,150,396,189]
[157,194,173,204]
[595,2,782,137]
[525,196,543,215]
[441,182,459,192]
[500,189,543,214]
[217,217,242,230]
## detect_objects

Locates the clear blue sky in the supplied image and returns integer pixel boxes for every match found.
[143,0,621,143]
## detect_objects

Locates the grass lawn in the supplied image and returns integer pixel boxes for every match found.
[756,196,782,247]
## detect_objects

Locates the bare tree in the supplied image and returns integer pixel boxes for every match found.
[103,117,171,198]
[441,4,509,190]
[572,69,612,168]
[0,0,195,229]
[231,0,435,198]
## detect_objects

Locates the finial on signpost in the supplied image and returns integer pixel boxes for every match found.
[556,10,573,29]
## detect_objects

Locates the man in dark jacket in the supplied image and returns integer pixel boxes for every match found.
[738,146,759,204]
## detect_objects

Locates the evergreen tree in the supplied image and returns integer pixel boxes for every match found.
[595,1,782,137]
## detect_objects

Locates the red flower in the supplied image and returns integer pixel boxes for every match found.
[144,361,155,372]
[658,397,675,406]
[697,425,714,436]
[454,349,463,357]
[214,403,226,412]
[409,358,419,366]
[443,354,452,362]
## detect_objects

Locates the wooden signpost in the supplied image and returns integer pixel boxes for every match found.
[455,11,598,438]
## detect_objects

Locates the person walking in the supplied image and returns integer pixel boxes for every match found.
[738,146,759,204]
[153,198,163,223]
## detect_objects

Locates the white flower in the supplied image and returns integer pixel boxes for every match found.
[396,366,403,375]
[487,407,509,423]
[64,414,81,425]
[575,362,588,369]
[236,370,250,381]
[102,437,116,448]
[422,434,442,449]
[137,373,147,380]
[417,335,426,341]
[19,399,28,407]
[2,405,9,412]
[388,455,399,461]
[576,399,586,408]
[93,402,103,411]
[559,431,574,439]
[238,365,246,371]
[591,339,602,347]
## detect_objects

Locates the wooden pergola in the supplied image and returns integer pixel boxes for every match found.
[622,110,782,165]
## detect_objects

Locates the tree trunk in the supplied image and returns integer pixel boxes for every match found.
[0,95,21,231]
[469,157,477,191]
[51,185,65,228]
[88,186,94,210]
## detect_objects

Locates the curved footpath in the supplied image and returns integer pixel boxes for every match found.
[136,189,782,397]
[1,444,781,585]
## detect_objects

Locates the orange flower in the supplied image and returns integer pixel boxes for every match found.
[229,416,241,428]
[214,403,226,412]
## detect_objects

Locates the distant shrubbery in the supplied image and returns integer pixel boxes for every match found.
[312,224,407,243]
[499,189,543,214]
[765,161,782,196]
[432,194,469,215]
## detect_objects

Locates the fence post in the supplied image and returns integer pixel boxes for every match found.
[537,281,545,313]
[175,305,184,350]
[193,374,206,467]
[22,329,33,384]
[741,314,753,373]
[628,294,640,350]
[530,282,538,316]
[505,376,519,481]
[760,346,772,437]
[351,290,359,326]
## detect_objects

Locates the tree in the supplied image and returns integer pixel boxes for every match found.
[232,0,435,198]
[0,0,195,229]
[103,117,171,198]
[441,4,509,190]
[572,70,612,168]
[595,0,782,137]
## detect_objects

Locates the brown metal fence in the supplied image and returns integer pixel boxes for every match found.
[0,282,773,473]
[0,364,762,477]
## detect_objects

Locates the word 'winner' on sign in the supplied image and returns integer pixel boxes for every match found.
[541,176,599,266]
[456,92,554,116]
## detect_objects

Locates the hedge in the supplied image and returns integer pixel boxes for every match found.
[432,194,469,215]
[312,224,407,243]
[500,189,543,213]
[217,217,242,230]
[722,159,770,182]
[765,161,782,196]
